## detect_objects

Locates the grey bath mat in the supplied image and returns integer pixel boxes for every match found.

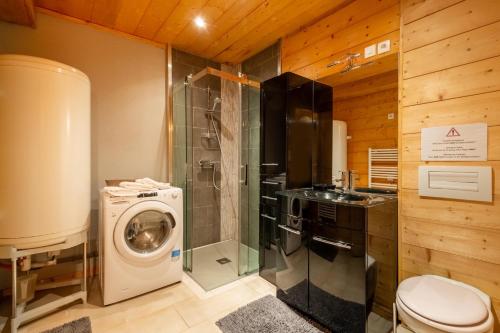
[216,295,321,333]
[41,317,92,333]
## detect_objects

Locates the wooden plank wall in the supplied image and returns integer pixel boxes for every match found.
[399,0,500,329]
[281,0,400,80]
[0,0,35,27]
[333,71,399,187]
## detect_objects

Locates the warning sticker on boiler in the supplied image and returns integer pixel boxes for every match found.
[421,123,487,161]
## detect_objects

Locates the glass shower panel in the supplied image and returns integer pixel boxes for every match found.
[239,85,260,275]
[239,85,249,276]
[178,68,260,291]
[172,81,193,272]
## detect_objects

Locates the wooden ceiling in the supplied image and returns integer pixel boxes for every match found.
[31,0,351,63]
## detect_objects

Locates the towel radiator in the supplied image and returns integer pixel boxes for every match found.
[368,148,398,190]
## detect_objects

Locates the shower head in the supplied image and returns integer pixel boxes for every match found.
[209,97,222,112]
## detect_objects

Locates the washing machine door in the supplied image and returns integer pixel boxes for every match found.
[114,200,180,264]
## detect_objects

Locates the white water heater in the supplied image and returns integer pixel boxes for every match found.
[332,120,347,185]
[0,55,91,248]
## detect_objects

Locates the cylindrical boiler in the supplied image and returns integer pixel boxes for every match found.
[0,55,91,249]
[332,120,347,185]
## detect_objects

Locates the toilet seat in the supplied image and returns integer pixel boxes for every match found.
[396,275,494,333]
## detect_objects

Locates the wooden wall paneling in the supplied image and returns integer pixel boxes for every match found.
[368,235,395,267]
[281,0,399,58]
[36,0,93,21]
[401,190,500,230]
[396,0,404,285]
[402,217,500,264]
[335,89,398,112]
[319,52,399,87]
[338,109,398,132]
[348,139,399,154]
[333,71,398,189]
[202,0,295,59]
[170,0,238,52]
[282,4,400,73]
[402,0,500,52]
[293,31,399,80]
[112,0,152,34]
[403,21,500,79]
[89,0,120,27]
[34,0,357,63]
[402,56,500,106]
[400,0,463,25]
[402,244,500,281]
[333,70,399,100]
[401,91,500,134]
[134,0,180,39]
[177,0,263,56]
[494,300,500,327]
[349,126,398,144]
[153,0,208,44]
[0,0,35,27]
[211,0,349,63]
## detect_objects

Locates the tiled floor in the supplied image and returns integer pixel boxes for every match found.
[188,240,258,291]
[5,273,276,333]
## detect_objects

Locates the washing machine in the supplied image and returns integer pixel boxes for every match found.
[99,187,183,305]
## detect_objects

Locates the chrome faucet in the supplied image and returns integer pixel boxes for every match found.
[348,170,359,192]
[334,171,348,192]
[334,170,359,192]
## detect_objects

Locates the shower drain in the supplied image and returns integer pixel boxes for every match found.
[216,257,231,265]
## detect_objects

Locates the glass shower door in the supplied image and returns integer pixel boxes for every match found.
[239,84,260,275]
[184,79,194,272]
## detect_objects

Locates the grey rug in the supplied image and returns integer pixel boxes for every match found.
[41,317,92,333]
[216,295,322,333]
[277,279,365,333]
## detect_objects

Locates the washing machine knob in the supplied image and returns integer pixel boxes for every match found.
[171,192,178,199]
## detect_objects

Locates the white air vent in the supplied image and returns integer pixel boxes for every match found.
[418,166,492,202]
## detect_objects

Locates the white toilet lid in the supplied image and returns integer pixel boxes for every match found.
[397,275,488,326]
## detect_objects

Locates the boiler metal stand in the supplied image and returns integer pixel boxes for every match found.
[0,230,88,333]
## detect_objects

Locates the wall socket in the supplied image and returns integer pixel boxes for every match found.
[378,40,391,54]
[364,44,377,58]
[388,113,395,120]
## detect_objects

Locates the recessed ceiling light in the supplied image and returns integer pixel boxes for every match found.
[194,16,206,28]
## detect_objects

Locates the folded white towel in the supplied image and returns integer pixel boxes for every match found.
[136,177,171,190]
[103,186,139,197]
[119,181,157,191]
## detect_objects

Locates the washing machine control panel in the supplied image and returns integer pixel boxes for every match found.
[137,192,158,198]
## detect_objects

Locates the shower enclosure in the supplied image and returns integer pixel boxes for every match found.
[172,66,260,290]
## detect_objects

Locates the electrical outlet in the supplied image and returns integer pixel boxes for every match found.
[378,40,391,54]
[388,113,395,120]
[364,44,376,58]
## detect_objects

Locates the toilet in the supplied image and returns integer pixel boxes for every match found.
[396,275,494,333]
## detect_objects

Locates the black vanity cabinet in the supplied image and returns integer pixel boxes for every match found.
[259,72,333,285]
[275,194,311,314]
[274,191,395,333]
[308,203,368,333]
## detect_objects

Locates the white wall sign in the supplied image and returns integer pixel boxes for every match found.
[421,123,487,161]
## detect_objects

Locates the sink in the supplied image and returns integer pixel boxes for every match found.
[314,191,338,200]
[302,191,339,200]
[355,187,396,195]
[285,189,379,205]
[338,193,366,202]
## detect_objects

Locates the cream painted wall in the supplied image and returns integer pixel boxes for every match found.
[0,13,167,217]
